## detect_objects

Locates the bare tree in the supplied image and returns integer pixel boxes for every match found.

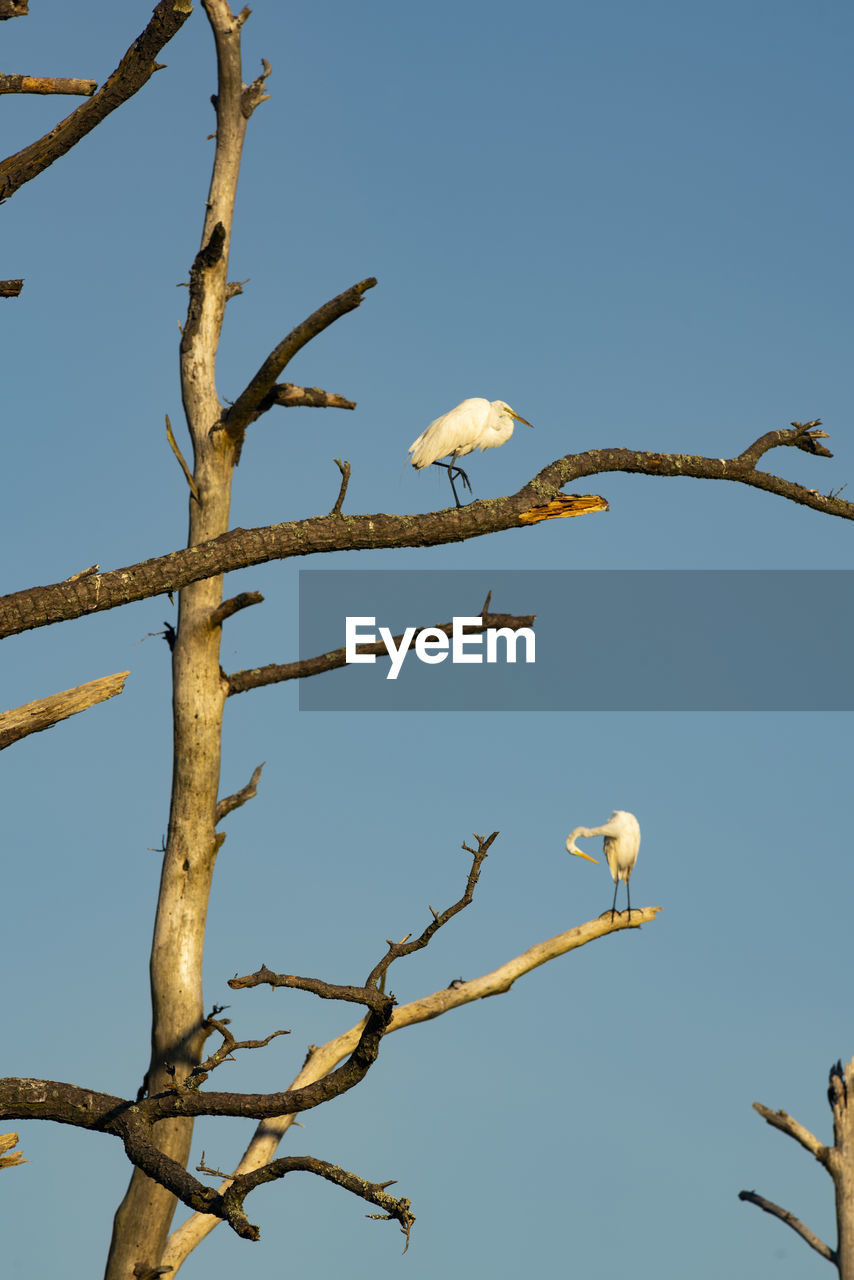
[740,1057,854,1276]
[0,5,851,1280]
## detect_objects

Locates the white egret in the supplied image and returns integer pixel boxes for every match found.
[408,397,533,508]
[566,810,641,920]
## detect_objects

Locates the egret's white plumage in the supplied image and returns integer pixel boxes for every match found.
[408,397,533,507]
[566,810,641,920]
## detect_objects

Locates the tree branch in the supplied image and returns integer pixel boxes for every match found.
[2,425,847,641]
[209,591,264,627]
[752,1101,830,1165]
[329,457,351,515]
[2,836,498,1130]
[107,6,262,1271]
[120,1125,415,1246]
[0,671,129,749]
[225,611,536,695]
[217,1156,414,1251]
[0,0,193,201]
[220,278,377,442]
[263,383,357,412]
[230,833,493,1012]
[0,75,97,96]
[183,1017,290,1089]
[0,836,499,1156]
[215,762,264,823]
[738,1189,836,1263]
[161,901,661,1268]
[0,0,28,20]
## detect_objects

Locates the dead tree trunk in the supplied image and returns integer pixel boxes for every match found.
[104,5,263,1276]
[740,1056,854,1275]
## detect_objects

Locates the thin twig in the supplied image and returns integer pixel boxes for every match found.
[329,458,351,515]
[209,592,264,627]
[215,763,264,824]
[64,564,99,582]
[182,1018,291,1089]
[165,414,200,501]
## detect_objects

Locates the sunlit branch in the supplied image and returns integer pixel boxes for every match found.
[1,424,847,641]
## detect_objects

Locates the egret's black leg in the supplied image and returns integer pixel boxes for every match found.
[626,879,632,922]
[448,463,472,508]
[450,461,472,494]
[610,879,619,921]
[430,460,470,508]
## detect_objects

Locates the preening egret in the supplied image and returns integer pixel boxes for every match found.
[566,810,641,921]
[408,397,533,508]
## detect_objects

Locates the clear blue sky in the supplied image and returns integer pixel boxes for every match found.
[2,2,852,1278]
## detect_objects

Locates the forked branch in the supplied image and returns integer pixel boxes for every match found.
[0,834,500,1245]
[0,0,192,201]
[161,900,661,1268]
[215,1156,414,1252]
[182,1017,291,1090]
[220,278,378,442]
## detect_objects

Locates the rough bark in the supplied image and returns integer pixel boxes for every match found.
[104,4,253,1275]
[0,425,848,641]
[0,75,97,95]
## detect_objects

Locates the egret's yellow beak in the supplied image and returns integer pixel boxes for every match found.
[510,411,534,428]
[569,848,598,864]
